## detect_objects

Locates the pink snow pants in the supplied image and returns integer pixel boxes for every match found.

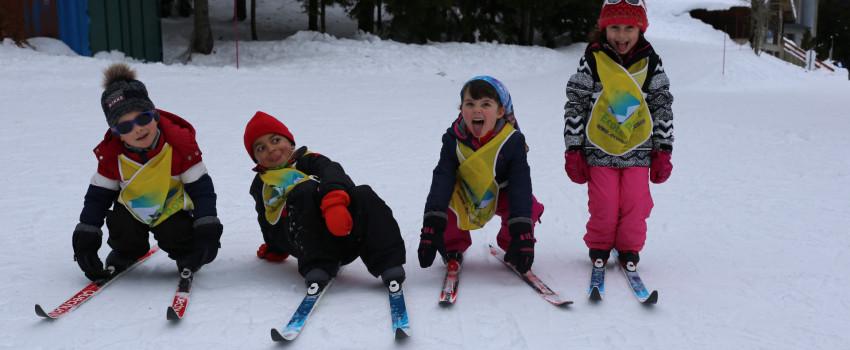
[583,167,653,253]
[443,192,544,253]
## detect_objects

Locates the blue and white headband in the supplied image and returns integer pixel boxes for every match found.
[463,75,514,116]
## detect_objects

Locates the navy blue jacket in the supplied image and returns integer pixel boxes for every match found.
[424,116,533,222]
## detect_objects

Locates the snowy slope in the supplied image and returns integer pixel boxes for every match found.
[2,1,850,349]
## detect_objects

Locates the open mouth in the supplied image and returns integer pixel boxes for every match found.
[615,40,631,53]
[470,119,485,136]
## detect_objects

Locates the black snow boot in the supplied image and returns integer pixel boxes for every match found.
[443,251,463,265]
[105,250,136,274]
[304,268,331,288]
[589,249,611,266]
[618,251,640,271]
[381,266,406,287]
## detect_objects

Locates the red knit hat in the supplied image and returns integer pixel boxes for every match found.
[243,111,295,161]
[598,0,648,32]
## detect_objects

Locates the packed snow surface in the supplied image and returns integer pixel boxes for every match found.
[1,0,848,349]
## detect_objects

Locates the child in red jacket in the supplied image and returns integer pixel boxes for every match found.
[72,64,222,281]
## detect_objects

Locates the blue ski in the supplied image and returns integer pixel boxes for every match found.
[613,252,658,305]
[270,279,334,342]
[386,280,410,340]
[588,258,606,301]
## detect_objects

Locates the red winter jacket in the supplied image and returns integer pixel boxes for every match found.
[79,109,217,227]
[92,109,203,182]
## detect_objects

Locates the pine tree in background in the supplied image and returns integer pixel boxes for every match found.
[816,0,850,77]
[353,0,376,33]
[383,0,454,43]
[379,0,596,47]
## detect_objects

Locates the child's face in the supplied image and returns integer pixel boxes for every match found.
[253,133,294,169]
[606,24,640,55]
[117,110,159,149]
[460,90,504,138]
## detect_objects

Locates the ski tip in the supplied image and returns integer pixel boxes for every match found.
[642,290,659,305]
[271,328,295,342]
[34,304,51,318]
[554,300,574,307]
[166,307,180,321]
[589,287,602,302]
[394,328,411,340]
[270,328,285,342]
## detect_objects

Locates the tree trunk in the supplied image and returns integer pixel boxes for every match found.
[192,0,214,54]
[320,0,326,33]
[236,0,247,21]
[376,0,383,32]
[251,0,258,40]
[520,0,533,45]
[308,0,318,31]
[750,0,768,55]
[357,0,375,33]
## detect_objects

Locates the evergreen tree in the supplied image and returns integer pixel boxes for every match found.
[815,0,850,75]
[383,0,454,43]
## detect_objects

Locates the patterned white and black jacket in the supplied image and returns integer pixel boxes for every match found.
[563,36,674,168]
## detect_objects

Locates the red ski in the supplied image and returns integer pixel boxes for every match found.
[167,268,194,320]
[35,246,160,319]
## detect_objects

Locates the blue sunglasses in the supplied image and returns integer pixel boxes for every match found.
[605,0,645,7]
[111,110,159,135]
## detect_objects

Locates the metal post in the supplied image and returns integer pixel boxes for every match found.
[829,35,834,61]
[723,32,727,76]
[233,0,239,69]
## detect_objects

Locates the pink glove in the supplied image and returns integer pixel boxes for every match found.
[650,150,673,184]
[564,150,588,184]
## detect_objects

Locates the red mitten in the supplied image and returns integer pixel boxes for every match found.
[564,150,588,184]
[256,243,289,262]
[320,190,353,237]
[650,150,673,184]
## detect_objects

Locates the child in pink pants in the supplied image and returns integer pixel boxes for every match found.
[562,0,674,269]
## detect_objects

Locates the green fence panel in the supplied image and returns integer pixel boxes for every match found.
[118,0,131,55]
[141,1,162,62]
[88,0,161,62]
[127,0,144,58]
[88,0,108,54]
[104,0,122,52]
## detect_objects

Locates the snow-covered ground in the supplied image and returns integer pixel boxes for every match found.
[2,1,849,349]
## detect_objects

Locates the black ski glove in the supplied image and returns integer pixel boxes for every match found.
[177,216,222,272]
[417,214,447,268]
[72,223,111,281]
[505,221,535,274]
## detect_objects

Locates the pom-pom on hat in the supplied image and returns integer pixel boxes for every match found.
[100,63,155,127]
[243,111,295,161]
[598,0,649,33]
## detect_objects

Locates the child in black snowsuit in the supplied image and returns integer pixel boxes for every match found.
[244,111,406,287]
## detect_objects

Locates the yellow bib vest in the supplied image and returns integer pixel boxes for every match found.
[259,166,316,225]
[117,144,193,227]
[587,51,653,156]
[449,123,515,230]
